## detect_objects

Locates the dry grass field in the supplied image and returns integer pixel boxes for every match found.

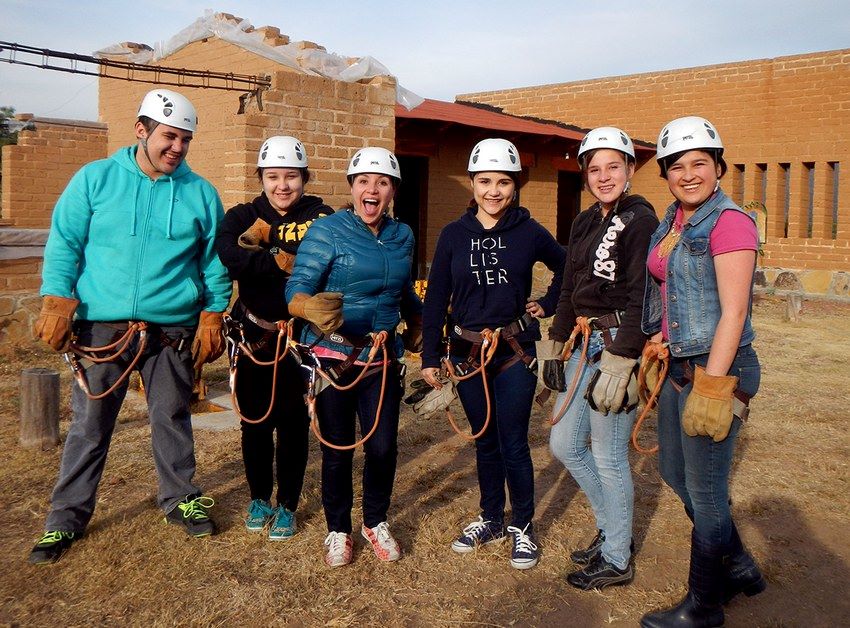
[0,296,848,627]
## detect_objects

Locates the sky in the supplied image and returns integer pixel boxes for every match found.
[1,0,849,121]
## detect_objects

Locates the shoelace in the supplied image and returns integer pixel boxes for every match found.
[250,500,274,518]
[180,496,215,520]
[324,531,349,553]
[461,517,493,540]
[507,525,538,554]
[38,530,73,544]
[273,508,293,526]
[373,522,394,545]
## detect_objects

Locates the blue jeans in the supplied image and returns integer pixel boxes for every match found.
[46,321,199,532]
[454,345,538,529]
[657,344,760,546]
[549,329,635,569]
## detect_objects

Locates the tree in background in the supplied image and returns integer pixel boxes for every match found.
[0,106,18,149]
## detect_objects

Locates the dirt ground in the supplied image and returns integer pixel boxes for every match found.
[0,296,848,627]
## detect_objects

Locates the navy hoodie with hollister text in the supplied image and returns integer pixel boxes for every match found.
[421,205,566,369]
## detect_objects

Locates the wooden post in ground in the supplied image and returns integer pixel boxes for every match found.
[784,292,803,323]
[19,368,60,449]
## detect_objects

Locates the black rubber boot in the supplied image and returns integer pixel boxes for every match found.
[640,531,725,628]
[722,522,766,604]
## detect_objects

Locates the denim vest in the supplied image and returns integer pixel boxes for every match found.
[641,189,756,358]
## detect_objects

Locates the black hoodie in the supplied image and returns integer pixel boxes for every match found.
[548,194,659,359]
[422,205,566,369]
[215,193,332,322]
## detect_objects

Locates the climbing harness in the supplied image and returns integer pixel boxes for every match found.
[63,322,150,400]
[223,308,295,425]
[298,329,392,451]
[441,328,500,440]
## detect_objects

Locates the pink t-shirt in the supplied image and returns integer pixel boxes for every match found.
[647,207,758,339]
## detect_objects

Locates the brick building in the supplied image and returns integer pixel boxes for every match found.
[459,49,850,294]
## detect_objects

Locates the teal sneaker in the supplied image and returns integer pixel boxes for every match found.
[268,506,296,541]
[245,499,275,532]
[28,530,77,564]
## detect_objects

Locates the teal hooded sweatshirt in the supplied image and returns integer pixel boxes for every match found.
[41,146,232,325]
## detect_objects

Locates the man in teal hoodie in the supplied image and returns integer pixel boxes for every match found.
[28,89,232,564]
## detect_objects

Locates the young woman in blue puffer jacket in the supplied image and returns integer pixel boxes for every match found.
[286,147,422,568]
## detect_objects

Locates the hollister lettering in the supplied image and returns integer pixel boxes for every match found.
[469,236,509,285]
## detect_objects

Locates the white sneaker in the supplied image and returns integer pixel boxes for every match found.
[324,531,353,567]
[361,522,401,562]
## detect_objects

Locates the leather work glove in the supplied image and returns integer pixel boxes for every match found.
[288,292,344,334]
[271,249,296,274]
[191,311,226,370]
[536,339,566,392]
[407,377,457,417]
[401,313,423,353]
[682,365,739,442]
[586,350,639,415]
[237,218,272,252]
[34,295,79,352]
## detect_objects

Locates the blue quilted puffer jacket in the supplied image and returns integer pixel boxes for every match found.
[285,208,421,359]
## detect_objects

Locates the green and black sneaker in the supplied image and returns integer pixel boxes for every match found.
[164,496,215,537]
[28,530,77,565]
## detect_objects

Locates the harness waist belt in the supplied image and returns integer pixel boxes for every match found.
[451,312,536,343]
[590,311,623,330]
[231,300,281,331]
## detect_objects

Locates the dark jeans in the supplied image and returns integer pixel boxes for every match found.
[45,321,198,532]
[454,344,538,529]
[657,344,761,546]
[315,359,403,533]
[236,345,309,512]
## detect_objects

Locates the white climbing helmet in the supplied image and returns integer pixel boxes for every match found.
[656,116,723,161]
[137,89,197,133]
[257,135,308,168]
[347,147,402,181]
[577,127,635,165]
[468,138,522,173]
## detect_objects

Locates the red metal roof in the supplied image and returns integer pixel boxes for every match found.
[396,99,655,155]
[396,98,586,141]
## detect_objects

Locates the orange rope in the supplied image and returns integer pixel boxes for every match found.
[441,329,500,441]
[66,322,149,400]
[549,317,595,425]
[231,320,294,425]
[308,331,390,451]
[631,343,670,455]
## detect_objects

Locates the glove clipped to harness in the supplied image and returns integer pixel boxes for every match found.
[586,350,639,415]
[267,221,296,274]
[191,311,226,370]
[34,295,79,352]
[536,339,566,392]
[404,377,457,417]
[288,292,344,334]
[682,365,739,442]
[401,313,423,353]
[237,218,272,252]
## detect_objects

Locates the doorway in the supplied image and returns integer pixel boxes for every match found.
[395,155,429,279]
[556,170,582,244]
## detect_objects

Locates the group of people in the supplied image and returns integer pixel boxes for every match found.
[27,87,764,627]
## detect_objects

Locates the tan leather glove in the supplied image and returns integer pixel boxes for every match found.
[237,218,272,252]
[289,292,344,334]
[272,250,295,274]
[191,311,225,370]
[401,313,423,353]
[536,339,566,391]
[683,365,739,442]
[34,295,79,352]
[586,350,638,415]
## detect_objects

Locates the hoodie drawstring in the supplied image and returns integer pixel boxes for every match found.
[130,180,139,236]
[166,177,175,240]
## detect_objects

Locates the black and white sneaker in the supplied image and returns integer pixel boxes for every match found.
[451,516,505,554]
[566,553,634,590]
[507,524,539,570]
[570,529,605,565]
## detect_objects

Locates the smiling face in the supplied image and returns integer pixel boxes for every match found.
[584,148,634,212]
[471,171,516,227]
[261,168,305,214]
[134,120,192,179]
[350,173,396,232]
[665,149,722,212]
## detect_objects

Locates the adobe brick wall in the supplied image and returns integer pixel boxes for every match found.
[98,37,396,212]
[1,117,107,228]
[459,49,850,277]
